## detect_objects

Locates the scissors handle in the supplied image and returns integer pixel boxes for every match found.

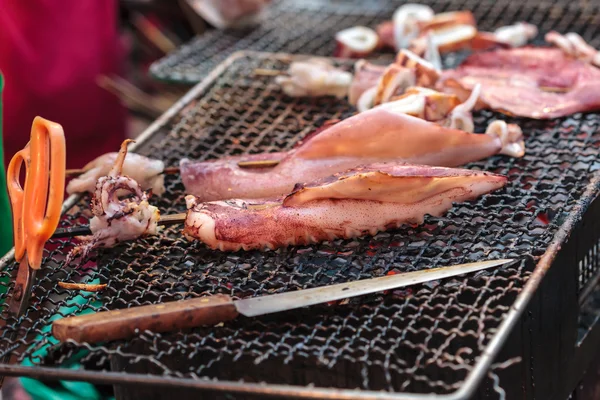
[6,146,29,262]
[7,117,66,270]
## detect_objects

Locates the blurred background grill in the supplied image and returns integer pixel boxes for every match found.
[150,0,600,83]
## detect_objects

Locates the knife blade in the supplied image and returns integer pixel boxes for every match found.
[52,258,513,343]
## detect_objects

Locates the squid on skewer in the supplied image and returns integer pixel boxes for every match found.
[180,97,524,202]
[184,162,507,251]
[274,58,353,98]
[66,140,160,264]
[439,47,600,119]
[67,151,166,196]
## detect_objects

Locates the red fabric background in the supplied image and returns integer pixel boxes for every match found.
[0,0,127,169]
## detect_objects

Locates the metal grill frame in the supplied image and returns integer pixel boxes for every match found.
[149,0,599,84]
[2,50,600,399]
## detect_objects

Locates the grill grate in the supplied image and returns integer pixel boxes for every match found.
[1,47,600,397]
[150,0,600,84]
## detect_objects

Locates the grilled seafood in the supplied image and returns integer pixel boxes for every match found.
[439,47,600,119]
[377,9,535,55]
[334,26,379,58]
[66,151,165,196]
[66,140,160,264]
[442,83,480,132]
[348,60,388,106]
[362,82,524,149]
[493,22,538,48]
[354,49,440,110]
[545,31,600,67]
[275,58,353,98]
[391,4,435,50]
[365,64,416,111]
[180,98,524,201]
[410,24,477,56]
[183,162,507,251]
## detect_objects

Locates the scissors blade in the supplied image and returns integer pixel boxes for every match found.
[8,259,37,316]
[235,259,515,317]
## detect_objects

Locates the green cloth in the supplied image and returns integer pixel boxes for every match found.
[0,72,13,257]
[20,280,114,400]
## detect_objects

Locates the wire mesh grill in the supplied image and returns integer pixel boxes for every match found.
[1,46,600,397]
[150,0,600,84]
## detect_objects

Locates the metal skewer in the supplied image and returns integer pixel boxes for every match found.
[52,213,187,239]
[65,168,87,176]
[65,159,281,177]
[253,68,286,76]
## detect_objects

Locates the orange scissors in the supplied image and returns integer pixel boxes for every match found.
[6,117,66,316]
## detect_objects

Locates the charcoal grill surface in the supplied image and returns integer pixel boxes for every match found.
[150,0,599,84]
[3,46,600,400]
[1,48,600,398]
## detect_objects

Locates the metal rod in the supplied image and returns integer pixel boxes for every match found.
[66,158,278,178]
[52,226,93,238]
[158,213,187,226]
[0,363,457,400]
[66,166,180,178]
[237,159,280,168]
[65,168,87,176]
[254,68,285,76]
[51,213,187,239]
[162,166,180,174]
[57,282,107,292]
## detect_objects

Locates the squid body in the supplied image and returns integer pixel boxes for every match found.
[184,162,507,251]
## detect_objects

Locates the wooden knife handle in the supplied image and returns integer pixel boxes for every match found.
[52,294,239,343]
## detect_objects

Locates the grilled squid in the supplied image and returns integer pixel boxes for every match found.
[334,26,379,58]
[377,8,523,56]
[545,31,600,67]
[183,162,507,251]
[180,98,525,202]
[410,24,478,56]
[355,49,440,111]
[462,22,537,52]
[379,84,521,144]
[66,152,165,196]
[485,121,525,157]
[66,140,160,264]
[439,47,600,119]
[493,22,538,48]
[376,21,396,50]
[361,68,481,132]
[348,60,388,106]
[376,8,476,51]
[392,4,435,50]
[443,83,481,132]
[418,11,476,33]
[275,58,353,98]
[368,64,417,110]
[409,15,536,55]
[384,87,460,122]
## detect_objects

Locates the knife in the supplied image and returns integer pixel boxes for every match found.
[52,258,513,343]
